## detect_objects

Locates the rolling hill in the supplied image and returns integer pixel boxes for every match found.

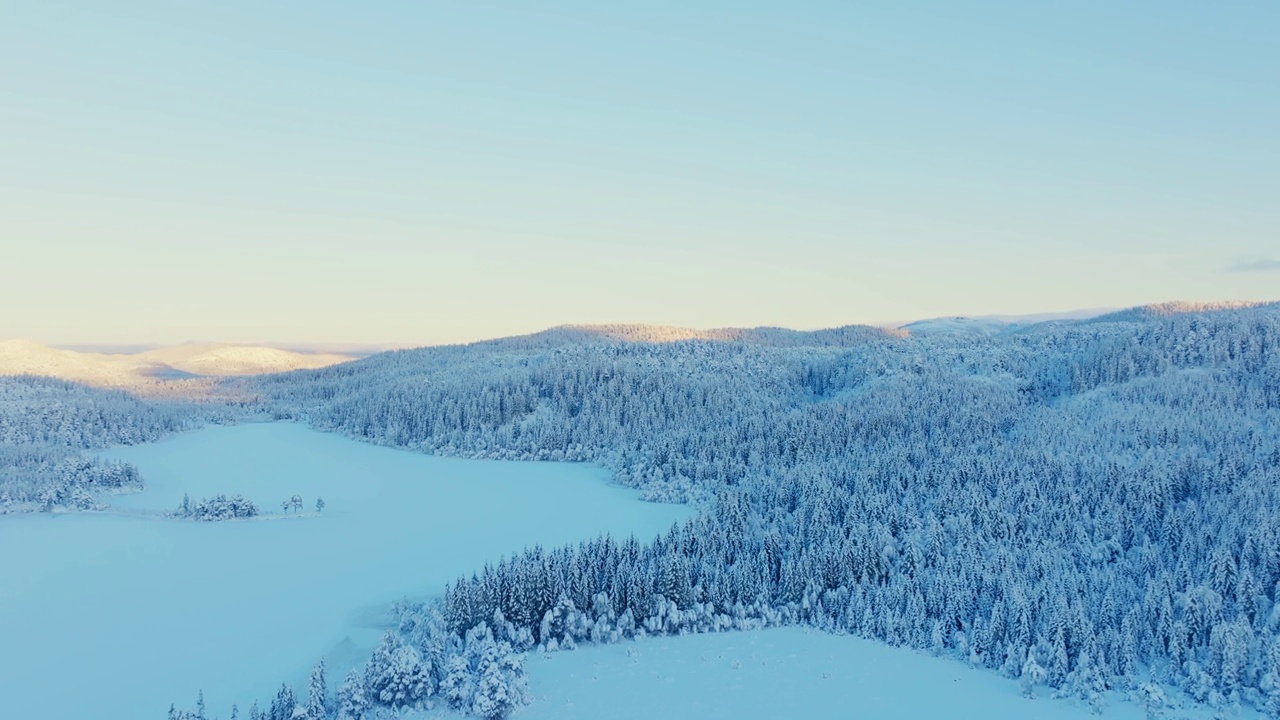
[0,340,354,386]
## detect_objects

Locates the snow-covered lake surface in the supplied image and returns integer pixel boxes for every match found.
[0,422,691,720]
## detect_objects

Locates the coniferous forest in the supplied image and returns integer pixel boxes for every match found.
[5,303,1279,718]
[210,302,1280,719]
[0,377,202,513]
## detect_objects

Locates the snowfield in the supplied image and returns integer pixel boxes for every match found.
[0,422,689,720]
[401,627,1251,720]
[0,339,354,386]
[515,629,1146,720]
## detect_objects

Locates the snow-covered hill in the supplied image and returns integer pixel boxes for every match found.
[132,343,354,377]
[897,308,1114,336]
[0,339,141,385]
[486,323,905,350]
[897,316,1015,336]
[0,340,354,385]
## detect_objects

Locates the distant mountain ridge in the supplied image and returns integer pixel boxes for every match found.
[0,340,141,386]
[473,323,907,351]
[9,301,1276,386]
[894,308,1115,336]
[491,306,1179,348]
[1085,300,1277,324]
[0,340,355,386]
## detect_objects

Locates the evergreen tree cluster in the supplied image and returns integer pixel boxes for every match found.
[172,625,529,720]
[237,303,1280,715]
[175,493,260,521]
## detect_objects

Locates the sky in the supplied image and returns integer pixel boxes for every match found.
[1,1,1277,345]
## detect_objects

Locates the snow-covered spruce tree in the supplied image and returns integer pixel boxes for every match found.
[335,668,370,720]
[1020,649,1047,698]
[304,660,328,720]
[267,683,297,720]
[472,636,528,720]
[439,654,474,711]
[363,633,433,710]
[167,690,209,720]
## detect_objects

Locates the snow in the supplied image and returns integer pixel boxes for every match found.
[521,629,1128,720]
[132,343,355,376]
[0,339,354,385]
[898,317,1015,336]
[0,422,690,720]
[0,338,140,385]
[405,628,1249,720]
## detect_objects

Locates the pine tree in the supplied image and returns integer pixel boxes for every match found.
[305,660,328,720]
[1020,649,1047,698]
[471,637,527,719]
[1049,627,1070,687]
[364,634,432,709]
[269,684,297,720]
[335,669,369,720]
[1139,682,1167,720]
[441,655,475,710]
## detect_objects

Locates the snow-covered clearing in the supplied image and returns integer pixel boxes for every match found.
[0,422,689,720]
[407,628,1249,720]
[520,629,1141,720]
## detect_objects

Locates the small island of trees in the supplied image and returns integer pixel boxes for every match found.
[174,493,259,521]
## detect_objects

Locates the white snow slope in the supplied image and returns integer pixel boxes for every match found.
[0,339,354,384]
[410,629,1249,720]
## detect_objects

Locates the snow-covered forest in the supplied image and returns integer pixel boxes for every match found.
[0,376,206,513]
[175,302,1279,719]
[7,303,1279,718]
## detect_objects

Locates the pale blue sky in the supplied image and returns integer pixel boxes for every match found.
[2,2,1277,344]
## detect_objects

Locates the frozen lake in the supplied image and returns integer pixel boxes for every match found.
[0,422,691,720]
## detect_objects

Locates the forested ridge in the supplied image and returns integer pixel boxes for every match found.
[171,302,1280,718]
[0,376,208,512]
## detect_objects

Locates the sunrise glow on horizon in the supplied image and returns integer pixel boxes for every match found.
[2,2,1277,345]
